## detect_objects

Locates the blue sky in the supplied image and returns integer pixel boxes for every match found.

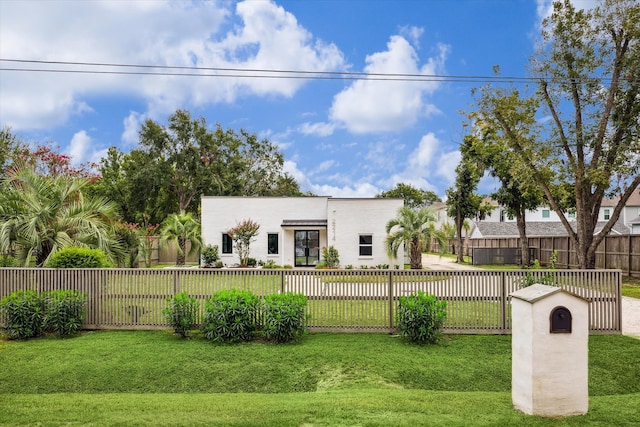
[0,0,582,198]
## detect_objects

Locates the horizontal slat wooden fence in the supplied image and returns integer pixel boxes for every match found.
[469,235,640,278]
[0,268,621,334]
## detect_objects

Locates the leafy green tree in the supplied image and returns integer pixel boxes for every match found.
[227,219,260,267]
[0,127,26,180]
[97,110,301,224]
[446,137,493,263]
[0,164,122,266]
[463,126,543,266]
[160,213,202,266]
[474,0,640,268]
[386,207,446,269]
[376,183,441,209]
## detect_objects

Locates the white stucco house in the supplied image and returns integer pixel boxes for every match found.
[201,196,404,268]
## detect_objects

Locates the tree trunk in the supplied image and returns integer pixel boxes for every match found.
[410,236,422,269]
[515,211,530,267]
[176,237,186,266]
[456,214,464,263]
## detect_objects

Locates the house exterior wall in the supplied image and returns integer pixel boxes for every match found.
[201,196,403,268]
[326,198,403,268]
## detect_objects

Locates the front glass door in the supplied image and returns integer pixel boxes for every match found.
[294,230,320,267]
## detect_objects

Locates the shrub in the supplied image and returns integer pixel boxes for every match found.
[396,291,447,344]
[45,247,113,268]
[263,292,308,343]
[322,246,340,268]
[262,259,279,269]
[0,291,46,339]
[201,245,219,267]
[0,254,18,267]
[163,292,199,338]
[246,257,257,267]
[43,290,87,336]
[202,289,260,342]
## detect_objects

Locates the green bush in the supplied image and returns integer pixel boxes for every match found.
[45,247,113,268]
[262,292,308,343]
[202,289,260,342]
[0,254,18,267]
[163,292,199,338]
[396,291,447,344]
[322,246,340,268]
[201,245,219,267]
[43,290,87,336]
[0,291,46,339]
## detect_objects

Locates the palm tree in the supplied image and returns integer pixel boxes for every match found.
[160,213,202,266]
[386,206,446,270]
[0,165,122,266]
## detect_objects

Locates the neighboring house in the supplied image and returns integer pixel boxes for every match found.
[471,189,640,238]
[602,188,640,235]
[201,196,404,268]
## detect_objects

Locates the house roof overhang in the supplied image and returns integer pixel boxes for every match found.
[281,219,327,228]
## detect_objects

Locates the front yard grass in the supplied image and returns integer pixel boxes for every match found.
[622,276,640,299]
[0,331,639,426]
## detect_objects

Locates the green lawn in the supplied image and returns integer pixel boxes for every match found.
[622,276,640,299]
[0,331,639,426]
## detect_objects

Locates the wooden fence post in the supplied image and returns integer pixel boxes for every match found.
[388,271,394,332]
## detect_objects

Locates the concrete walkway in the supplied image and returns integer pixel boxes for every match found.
[422,254,640,338]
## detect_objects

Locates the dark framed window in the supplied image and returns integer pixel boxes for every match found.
[604,209,610,220]
[268,233,278,254]
[222,233,232,254]
[359,234,372,256]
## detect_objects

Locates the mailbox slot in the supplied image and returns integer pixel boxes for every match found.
[550,306,572,333]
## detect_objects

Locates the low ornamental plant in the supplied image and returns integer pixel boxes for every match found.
[201,244,220,268]
[45,247,113,268]
[201,289,260,342]
[43,290,87,337]
[163,292,199,338]
[322,246,340,268]
[396,291,447,344]
[0,291,45,339]
[262,292,308,343]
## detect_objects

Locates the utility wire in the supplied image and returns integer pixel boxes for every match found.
[0,58,636,85]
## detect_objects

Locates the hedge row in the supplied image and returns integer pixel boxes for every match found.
[0,290,87,339]
[164,289,309,344]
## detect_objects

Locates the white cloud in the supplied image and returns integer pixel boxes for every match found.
[329,35,448,134]
[122,112,146,146]
[68,131,92,165]
[0,0,346,131]
[67,130,108,166]
[298,121,335,137]
[310,182,381,198]
[435,149,461,185]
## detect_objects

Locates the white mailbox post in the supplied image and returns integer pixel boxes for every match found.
[511,284,589,417]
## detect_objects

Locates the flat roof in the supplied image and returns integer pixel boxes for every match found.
[281,219,328,227]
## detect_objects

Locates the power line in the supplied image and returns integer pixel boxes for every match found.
[0,58,635,85]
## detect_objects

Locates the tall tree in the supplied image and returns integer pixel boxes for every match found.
[0,127,26,180]
[98,110,300,224]
[385,206,446,269]
[474,0,640,268]
[376,183,441,209]
[446,136,493,263]
[463,126,544,266]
